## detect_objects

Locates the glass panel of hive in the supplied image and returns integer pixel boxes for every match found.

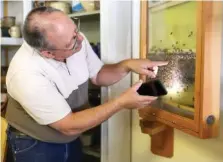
[147,1,197,119]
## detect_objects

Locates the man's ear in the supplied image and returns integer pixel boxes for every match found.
[40,50,55,59]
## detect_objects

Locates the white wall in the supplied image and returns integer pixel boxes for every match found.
[100,1,132,162]
[131,1,223,162]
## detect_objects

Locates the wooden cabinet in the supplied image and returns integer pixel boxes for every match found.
[139,1,222,157]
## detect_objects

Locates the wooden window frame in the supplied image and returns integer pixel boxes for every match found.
[139,1,222,139]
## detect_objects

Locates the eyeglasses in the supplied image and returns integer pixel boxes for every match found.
[47,17,80,51]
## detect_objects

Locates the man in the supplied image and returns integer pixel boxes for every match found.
[5,7,167,162]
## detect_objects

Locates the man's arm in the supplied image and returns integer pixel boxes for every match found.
[50,98,121,136]
[91,60,130,87]
[49,81,157,136]
[9,70,157,136]
[91,59,168,86]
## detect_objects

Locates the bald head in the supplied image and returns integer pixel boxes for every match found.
[23,7,81,61]
[40,11,76,50]
[23,7,67,50]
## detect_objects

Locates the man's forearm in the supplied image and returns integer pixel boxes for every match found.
[95,60,131,86]
[51,98,123,136]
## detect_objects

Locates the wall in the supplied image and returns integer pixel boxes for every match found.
[131,66,223,162]
[131,1,223,162]
[100,1,132,162]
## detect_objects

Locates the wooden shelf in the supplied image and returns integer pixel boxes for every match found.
[140,120,174,158]
[1,37,23,46]
[68,10,100,18]
[140,120,167,135]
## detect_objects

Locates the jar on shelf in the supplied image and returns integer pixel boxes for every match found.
[80,1,95,11]
[94,0,100,10]
[1,16,15,28]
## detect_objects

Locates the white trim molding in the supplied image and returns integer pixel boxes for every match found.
[100,1,132,162]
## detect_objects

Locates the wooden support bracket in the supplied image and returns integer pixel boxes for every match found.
[140,120,174,158]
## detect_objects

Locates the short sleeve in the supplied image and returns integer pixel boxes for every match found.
[7,71,71,125]
[82,34,104,78]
